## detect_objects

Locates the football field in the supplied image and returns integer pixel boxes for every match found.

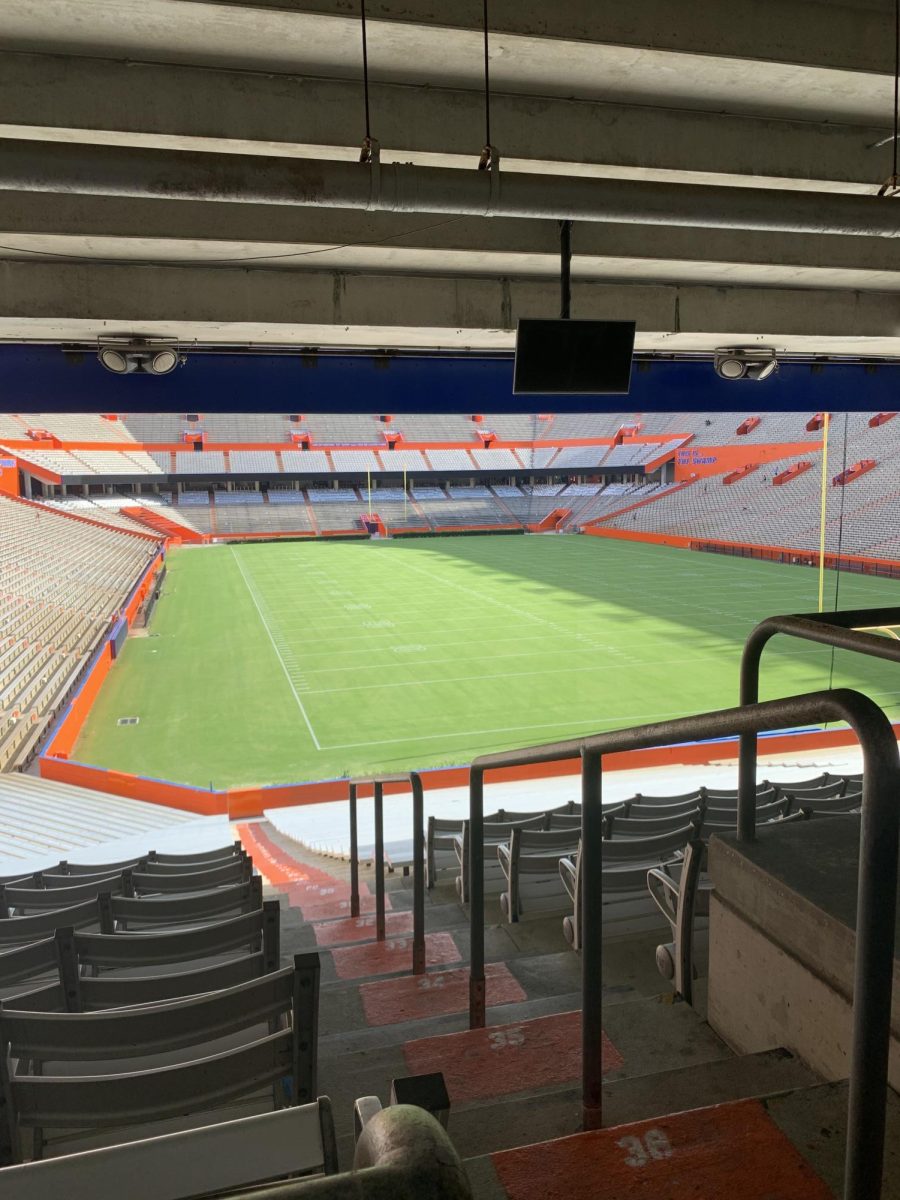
[75,535,900,788]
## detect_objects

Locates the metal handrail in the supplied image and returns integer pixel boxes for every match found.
[218,1105,471,1200]
[467,687,899,1200]
[737,606,900,840]
[348,773,426,975]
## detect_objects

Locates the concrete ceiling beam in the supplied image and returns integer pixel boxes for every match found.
[1,51,892,190]
[1,140,898,238]
[3,193,900,276]
[2,258,899,349]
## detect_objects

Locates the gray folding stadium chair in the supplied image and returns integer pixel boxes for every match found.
[699,796,789,831]
[0,900,100,951]
[598,822,700,864]
[560,847,672,951]
[454,815,547,902]
[783,789,862,814]
[55,858,146,877]
[40,869,141,889]
[98,876,262,931]
[0,1099,339,1200]
[648,837,708,1006]
[603,808,703,839]
[427,811,503,889]
[67,902,280,975]
[130,858,251,894]
[147,841,243,865]
[498,826,583,921]
[51,902,280,1012]
[138,850,249,876]
[0,873,132,919]
[0,940,59,1004]
[0,951,320,1162]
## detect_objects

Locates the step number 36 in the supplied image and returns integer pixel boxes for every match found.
[617,1129,673,1168]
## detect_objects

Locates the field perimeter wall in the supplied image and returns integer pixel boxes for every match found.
[41,723,895,821]
[582,524,900,577]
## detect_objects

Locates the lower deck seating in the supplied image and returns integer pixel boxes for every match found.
[0,497,159,772]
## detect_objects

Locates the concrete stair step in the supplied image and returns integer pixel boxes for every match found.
[311,937,661,1039]
[463,1079,900,1199]
[449,1046,819,1163]
[321,994,728,1168]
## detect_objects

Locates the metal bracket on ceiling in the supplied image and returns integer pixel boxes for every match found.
[477,145,500,215]
[362,137,381,211]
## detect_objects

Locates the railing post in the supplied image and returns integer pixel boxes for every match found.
[469,766,485,1029]
[581,747,604,1131]
[374,781,385,941]
[348,782,360,919]
[844,720,900,1200]
[411,772,426,975]
[737,632,764,842]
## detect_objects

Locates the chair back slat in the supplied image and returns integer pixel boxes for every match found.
[8,1028,295,1131]
[149,842,243,865]
[600,823,697,862]
[0,939,58,991]
[0,900,99,949]
[1,874,129,916]
[106,877,261,928]
[72,954,266,1012]
[66,904,276,970]
[131,860,250,894]
[1,966,295,1061]
[57,859,144,877]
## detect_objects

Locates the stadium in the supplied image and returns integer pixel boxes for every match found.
[1,3,900,1199]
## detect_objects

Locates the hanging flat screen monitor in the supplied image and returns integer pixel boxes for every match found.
[513,319,636,395]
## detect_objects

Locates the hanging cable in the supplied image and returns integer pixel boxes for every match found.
[827,412,850,693]
[478,0,494,169]
[359,0,374,163]
[878,0,900,195]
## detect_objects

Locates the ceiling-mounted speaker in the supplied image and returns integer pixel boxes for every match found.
[513,319,636,395]
[97,339,185,376]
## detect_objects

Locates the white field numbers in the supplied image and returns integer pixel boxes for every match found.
[617,1128,674,1167]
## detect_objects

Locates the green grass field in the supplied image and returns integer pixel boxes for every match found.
[75,535,900,788]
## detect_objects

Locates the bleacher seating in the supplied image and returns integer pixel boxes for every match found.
[0,498,158,772]
[228,451,280,474]
[375,449,428,472]
[213,490,264,505]
[470,448,521,470]
[329,450,381,473]
[272,450,324,474]
[423,449,475,471]
[307,488,359,503]
[173,451,226,475]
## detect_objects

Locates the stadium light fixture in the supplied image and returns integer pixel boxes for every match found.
[714,347,778,382]
[97,339,185,376]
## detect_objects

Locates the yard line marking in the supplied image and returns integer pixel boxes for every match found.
[299,644,831,696]
[230,547,322,751]
[319,704,769,750]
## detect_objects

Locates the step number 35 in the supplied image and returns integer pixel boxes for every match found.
[617,1129,673,1168]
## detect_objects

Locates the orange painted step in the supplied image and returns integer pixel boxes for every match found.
[236,822,341,889]
[360,961,526,1027]
[403,1010,622,1103]
[492,1098,831,1200]
[331,931,460,981]
[298,892,389,921]
[313,910,414,947]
